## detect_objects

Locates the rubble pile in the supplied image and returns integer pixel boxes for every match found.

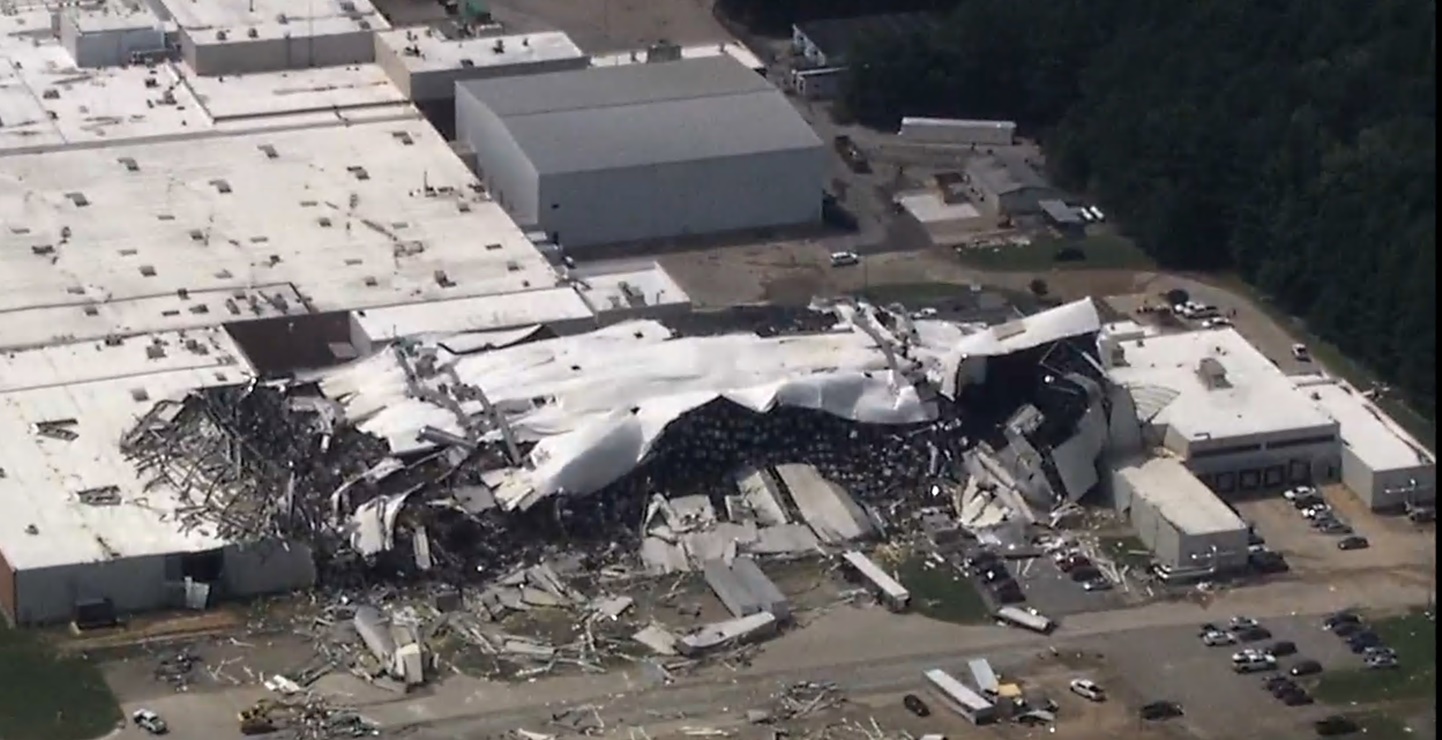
[113,301,1114,688]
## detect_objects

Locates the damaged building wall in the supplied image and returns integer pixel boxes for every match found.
[13,554,168,626]
[222,541,318,598]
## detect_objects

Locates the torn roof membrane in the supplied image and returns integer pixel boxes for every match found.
[313,299,1102,511]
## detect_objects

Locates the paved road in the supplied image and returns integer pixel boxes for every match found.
[380,572,1428,738]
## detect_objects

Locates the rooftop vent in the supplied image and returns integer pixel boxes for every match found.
[66,191,90,207]
[492,39,505,54]
[459,57,474,67]
[118,157,139,172]
[210,178,232,194]
[246,27,259,39]
[259,144,278,159]
[1197,357,1230,389]
[216,30,228,41]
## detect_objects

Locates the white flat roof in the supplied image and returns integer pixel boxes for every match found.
[0,327,251,392]
[0,364,255,570]
[573,264,692,314]
[1119,457,1246,535]
[376,28,586,73]
[589,42,765,72]
[352,287,596,342]
[0,37,210,153]
[1299,379,1434,472]
[64,1,164,33]
[0,118,561,345]
[181,64,408,121]
[1107,328,1337,443]
[158,0,385,33]
[897,191,983,224]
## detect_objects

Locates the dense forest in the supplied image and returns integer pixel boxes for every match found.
[723,0,1437,417]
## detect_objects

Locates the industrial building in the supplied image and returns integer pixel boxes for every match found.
[1104,327,1342,495]
[0,4,698,623]
[962,153,1061,217]
[0,330,318,624]
[374,28,588,102]
[1294,377,1437,510]
[456,56,826,249]
[1112,457,1250,573]
[165,0,390,76]
[899,118,1017,147]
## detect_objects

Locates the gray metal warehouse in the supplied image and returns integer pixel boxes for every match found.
[1112,457,1249,573]
[455,56,826,250]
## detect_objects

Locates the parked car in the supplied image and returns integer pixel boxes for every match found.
[1267,641,1298,657]
[1233,655,1278,674]
[1337,536,1370,551]
[1070,566,1104,583]
[1323,611,1361,630]
[1229,616,1260,630]
[1303,505,1334,520]
[1365,653,1398,670]
[1203,629,1237,646]
[1082,578,1113,592]
[1332,621,1365,638]
[1292,496,1325,510]
[1317,521,1354,535]
[1314,715,1361,736]
[1139,701,1184,721]
[1280,688,1315,706]
[133,709,169,736]
[1282,486,1318,501]
[1289,659,1323,676]
[1364,646,1397,660]
[1407,505,1436,524]
[1347,633,1383,653]
[902,694,931,717]
[1235,625,1273,642]
[1069,678,1106,702]
[829,251,860,267]
[1291,343,1311,362]
[1233,648,1269,663]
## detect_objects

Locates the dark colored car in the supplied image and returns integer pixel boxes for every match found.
[1267,678,1299,697]
[1268,640,1298,657]
[1236,626,1273,642]
[1280,689,1315,706]
[903,694,930,717]
[1263,675,1293,691]
[1290,659,1323,676]
[1332,621,1365,637]
[1324,611,1361,630]
[1070,566,1103,582]
[1139,701,1184,721]
[1250,553,1291,574]
[1314,715,1361,736]
[1337,536,1370,551]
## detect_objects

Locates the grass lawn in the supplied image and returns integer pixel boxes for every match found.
[889,554,992,625]
[1312,610,1436,705]
[954,233,1155,272]
[0,624,122,740]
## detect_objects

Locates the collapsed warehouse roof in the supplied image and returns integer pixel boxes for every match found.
[117,298,1104,576]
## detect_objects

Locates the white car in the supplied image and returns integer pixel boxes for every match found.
[829,251,860,267]
[1291,343,1311,362]
[1229,616,1259,630]
[1069,678,1106,702]
[1232,648,1267,662]
[1233,655,1277,674]
[132,709,169,735]
[1202,629,1237,646]
[910,307,939,319]
[1201,317,1233,328]
[1303,505,1333,520]
[1282,486,1317,501]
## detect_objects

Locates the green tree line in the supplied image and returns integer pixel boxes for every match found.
[821,0,1434,414]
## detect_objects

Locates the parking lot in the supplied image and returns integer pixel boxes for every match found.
[1235,487,1435,583]
[1082,615,1369,740]
[1012,556,1130,618]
